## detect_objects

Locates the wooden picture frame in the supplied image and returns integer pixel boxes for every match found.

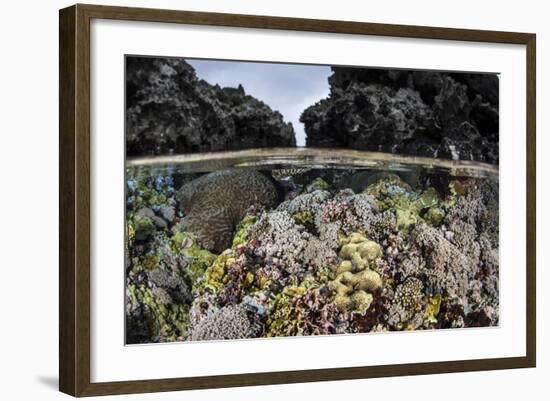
[59,3,536,397]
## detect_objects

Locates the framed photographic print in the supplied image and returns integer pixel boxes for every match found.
[59,4,536,397]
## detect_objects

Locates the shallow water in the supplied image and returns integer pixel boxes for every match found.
[125,148,499,344]
[126,147,499,179]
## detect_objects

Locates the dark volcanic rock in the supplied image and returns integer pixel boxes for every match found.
[126,57,296,156]
[301,67,499,164]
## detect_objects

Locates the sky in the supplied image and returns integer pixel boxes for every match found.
[187,59,332,147]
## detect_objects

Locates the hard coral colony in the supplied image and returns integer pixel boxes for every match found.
[125,166,499,343]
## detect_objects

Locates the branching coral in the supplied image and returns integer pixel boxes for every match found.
[387,277,425,330]
[248,211,338,277]
[266,280,344,337]
[187,304,260,341]
[412,221,475,300]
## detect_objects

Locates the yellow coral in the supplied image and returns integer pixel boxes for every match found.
[201,250,235,293]
[424,294,442,324]
[329,232,384,314]
[351,291,374,314]
[335,260,353,275]
[349,232,367,244]
[334,293,353,312]
[354,269,383,292]
[357,240,382,260]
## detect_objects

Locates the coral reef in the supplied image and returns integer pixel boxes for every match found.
[126,57,295,156]
[301,68,499,163]
[125,163,499,344]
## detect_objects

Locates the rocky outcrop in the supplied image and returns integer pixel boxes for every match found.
[126,57,296,156]
[300,68,499,164]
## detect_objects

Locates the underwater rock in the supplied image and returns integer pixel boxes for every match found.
[126,284,190,342]
[136,207,167,229]
[126,57,296,156]
[301,67,498,163]
[133,215,156,241]
[147,268,192,305]
[159,205,176,223]
[177,170,279,253]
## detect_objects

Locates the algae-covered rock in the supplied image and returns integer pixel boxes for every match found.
[169,231,216,285]
[126,284,190,342]
[232,214,257,248]
[134,215,156,241]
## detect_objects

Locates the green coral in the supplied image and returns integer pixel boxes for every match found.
[307,177,330,191]
[423,207,445,226]
[127,167,171,210]
[169,231,216,285]
[141,252,162,271]
[266,277,337,337]
[127,284,189,342]
[364,174,446,231]
[200,251,237,294]
[232,214,257,247]
[292,210,314,226]
[424,294,442,324]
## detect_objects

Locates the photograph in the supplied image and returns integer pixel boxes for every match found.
[124,55,500,344]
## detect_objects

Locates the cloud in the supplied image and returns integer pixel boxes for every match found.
[187,59,332,146]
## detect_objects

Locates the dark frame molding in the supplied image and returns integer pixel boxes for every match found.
[59,3,536,397]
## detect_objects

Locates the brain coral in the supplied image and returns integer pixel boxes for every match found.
[177,170,278,253]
